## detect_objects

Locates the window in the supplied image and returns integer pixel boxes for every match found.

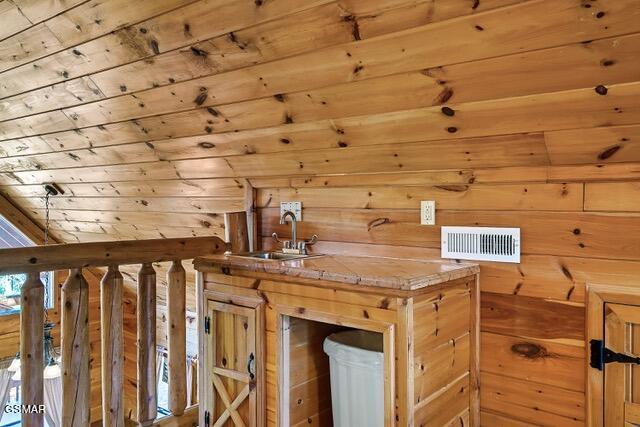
[0,215,54,316]
[156,353,198,416]
[0,383,22,427]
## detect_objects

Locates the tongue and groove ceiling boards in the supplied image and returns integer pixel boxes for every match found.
[1,0,640,424]
[0,0,639,239]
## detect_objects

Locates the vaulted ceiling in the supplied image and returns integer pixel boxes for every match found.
[0,0,638,245]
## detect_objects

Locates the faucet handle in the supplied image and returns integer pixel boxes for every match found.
[272,232,285,244]
[304,235,318,246]
[297,235,318,254]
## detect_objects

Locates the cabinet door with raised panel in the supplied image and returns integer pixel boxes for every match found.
[203,299,264,427]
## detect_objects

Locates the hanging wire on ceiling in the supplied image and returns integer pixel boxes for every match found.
[45,191,50,246]
[42,184,63,328]
[43,183,62,246]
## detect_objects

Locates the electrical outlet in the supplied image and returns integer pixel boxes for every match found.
[421,201,436,225]
[280,201,302,221]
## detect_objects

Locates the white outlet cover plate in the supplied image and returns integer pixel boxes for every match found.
[280,201,302,221]
[421,200,436,225]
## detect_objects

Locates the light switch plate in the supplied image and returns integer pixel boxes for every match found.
[421,201,436,225]
[280,201,302,221]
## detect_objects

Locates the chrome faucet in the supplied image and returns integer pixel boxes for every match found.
[280,210,297,248]
[272,210,318,254]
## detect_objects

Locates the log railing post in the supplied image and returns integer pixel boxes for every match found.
[101,265,124,427]
[21,272,45,427]
[137,263,157,426]
[167,260,187,416]
[61,268,90,426]
[0,236,229,426]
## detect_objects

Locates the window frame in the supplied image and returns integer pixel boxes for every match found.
[0,271,55,317]
[0,213,58,318]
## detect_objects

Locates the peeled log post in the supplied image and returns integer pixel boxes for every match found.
[224,211,249,253]
[21,272,45,427]
[61,269,90,426]
[137,263,157,426]
[101,266,124,427]
[167,260,187,416]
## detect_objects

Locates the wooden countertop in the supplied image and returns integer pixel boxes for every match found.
[194,254,479,291]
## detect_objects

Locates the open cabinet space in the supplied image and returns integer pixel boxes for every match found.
[279,316,347,427]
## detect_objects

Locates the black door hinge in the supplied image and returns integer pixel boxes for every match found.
[204,410,210,427]
[204,316,210,334]
[590,339,640,371]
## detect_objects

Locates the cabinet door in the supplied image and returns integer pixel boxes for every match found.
[204,300,263,427]
[604,303,640,426]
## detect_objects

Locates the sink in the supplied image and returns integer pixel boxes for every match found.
[231,251,323,261]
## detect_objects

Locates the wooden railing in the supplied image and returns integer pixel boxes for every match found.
[0,236,226,427]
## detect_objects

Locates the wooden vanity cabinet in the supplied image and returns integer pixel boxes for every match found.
[197,264,479,427]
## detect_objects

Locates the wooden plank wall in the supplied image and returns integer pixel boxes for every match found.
[1,0,640,425]
[286,318,343,426]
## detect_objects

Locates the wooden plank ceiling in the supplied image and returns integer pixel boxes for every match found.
[0,0,637,244]
[1,0,640,425]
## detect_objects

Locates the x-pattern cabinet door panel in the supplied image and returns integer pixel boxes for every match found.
[604,303,640,426]
[204,300,262,427]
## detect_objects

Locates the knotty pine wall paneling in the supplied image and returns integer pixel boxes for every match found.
[1,0,640,425]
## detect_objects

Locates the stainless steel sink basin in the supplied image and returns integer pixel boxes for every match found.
[231,251,322,261]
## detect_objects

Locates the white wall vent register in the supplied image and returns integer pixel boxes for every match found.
[441,226,521,263]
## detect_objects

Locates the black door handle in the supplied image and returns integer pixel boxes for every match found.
[247,353,255,380]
